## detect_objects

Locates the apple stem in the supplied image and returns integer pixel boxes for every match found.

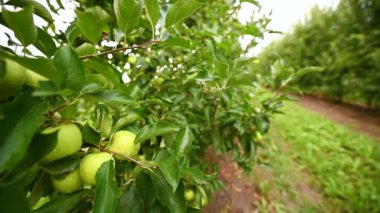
[99,148,157,170]
[79,40,160,60]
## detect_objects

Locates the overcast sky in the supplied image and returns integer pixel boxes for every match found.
[239,0,340,54]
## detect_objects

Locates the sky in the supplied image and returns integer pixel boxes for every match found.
[0,0,340,55]
[238,0,340,54]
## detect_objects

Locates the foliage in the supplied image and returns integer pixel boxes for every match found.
[257,0,380,108]
[271,103,380,212]
[0,0,285,211]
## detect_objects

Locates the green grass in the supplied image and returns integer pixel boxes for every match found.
[264,102,380,212]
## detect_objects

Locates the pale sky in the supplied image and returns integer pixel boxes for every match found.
[0,0,340,56]
[239,0,340,54]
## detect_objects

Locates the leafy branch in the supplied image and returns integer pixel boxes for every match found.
[79,40,160,60]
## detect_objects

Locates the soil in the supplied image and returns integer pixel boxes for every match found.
[297,95,380,139]
[203,95,380,213]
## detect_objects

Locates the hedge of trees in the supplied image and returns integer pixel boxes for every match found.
[257,0,380,108]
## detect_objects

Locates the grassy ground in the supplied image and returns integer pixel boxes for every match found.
[253,103,380,212]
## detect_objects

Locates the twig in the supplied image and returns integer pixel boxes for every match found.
[100,147,157,170]
[79,40,160,60]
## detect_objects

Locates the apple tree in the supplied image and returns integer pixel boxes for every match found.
[0,0,286,212]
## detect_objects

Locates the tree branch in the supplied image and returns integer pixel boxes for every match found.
[99,147,157,170]
[79,40,160,60]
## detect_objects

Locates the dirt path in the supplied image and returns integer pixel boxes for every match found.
[297,95,380,139]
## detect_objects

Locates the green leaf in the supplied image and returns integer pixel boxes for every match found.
[32,81,61,97]
[157,153,180,192]
[117,184,142,213]
[114,0,141,34]
[135,172,155,211]
[172,126,192,158]
[180,166,204,184]
[40,155,81,175]
[33,28,57,57]
[0,50,63,86]
[81,123,101,145]
[113,112,143,133]
[2,6,37,46]
[33,191,89,213]
[0,184,29,213]
[74,43,96,56]
[145,0,160,28]
[165,0,203,28]
[5,0,54,23]
[241,0,259,6]
[65,25,82,45]
[136,122,180,143]
[163,37,191,48]
[91,89,139,106]
[0,95,47,173]
[93,161,122,213]
[76,6,110,44]
[83,58,124,90]
[150,171,186,213]
[53,45,85,95]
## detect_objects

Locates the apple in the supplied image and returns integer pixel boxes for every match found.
[255,132,263,142]
[107,130,140,159]
[25,69,48,88]
[51,169,82,193]
[79,152,114,185]
[0,59,26,100]
[41,124,83,163]
[184,189,195,201]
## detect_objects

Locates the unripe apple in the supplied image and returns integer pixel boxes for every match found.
[79,152,114,185]
[107,130,140,159]
[184,189,195,201]
[255,132,263,142]
[51,169,82,193]
[25,69,48,88]
[42,124,83,163]
[0,59,26,100]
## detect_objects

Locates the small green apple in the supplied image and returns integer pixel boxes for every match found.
[184,189,195,201]
[107,130,140,159]
[51,169,82,193]
[25,69,48,88]
[41,124,83,163]
[255,132,263,142]
[0,59,26,100]
[79,152,114,185]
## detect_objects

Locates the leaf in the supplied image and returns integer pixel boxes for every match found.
[0,184,29,213]
[145,0,160,28]
[135,172,155,211]
[93,161,122,213]
[172,126,192,158]
[40,155,81,175]
[136,122,180,143]
[33,191,89,213]
[157,153,181,192]
[0,50,63,86]
[114,0,141,34]
[53,45,85,95]
[33,28,57,57]
[91,89,139,106]
[163,37,191,48]
[81,123,101,145]
[113,113,142,133]
[74,42,96,56]
[2,6,37,46]
[149,171,186,213]
[180,166,204,184]
[0,94,47,173]
[165,0,203,28]
[5,0,54,23]
[76,6,110,44]
[83,58,124,90]
[117,184,142,213]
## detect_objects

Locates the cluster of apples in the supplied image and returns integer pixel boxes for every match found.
[0,59,48,100]
[43,124,140,193]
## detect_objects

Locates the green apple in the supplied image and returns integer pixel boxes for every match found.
[79,152,114,185]
[107,130,140,159]
[0,59,26,100]
[184,189,195,201]
[51,169,82,193]
[25,69,48,88]
[255,132,263,142]
[42,124,83,163]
